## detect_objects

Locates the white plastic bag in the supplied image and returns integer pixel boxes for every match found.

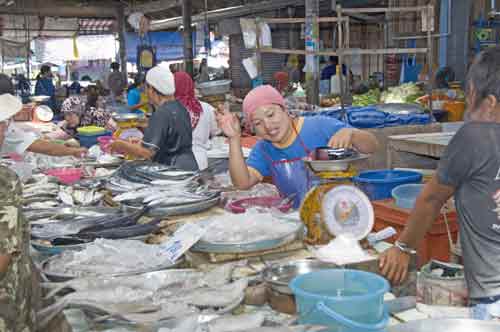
[259,22,272,47]
[240,18,257,49]
[242,56,258,79]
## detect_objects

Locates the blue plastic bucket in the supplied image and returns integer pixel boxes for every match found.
[391,183,424,209]
[77,131,112,148]
[353,170,422,201]
[290,269,390,332]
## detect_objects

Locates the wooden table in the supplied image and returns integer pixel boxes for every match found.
[387,132,455,168]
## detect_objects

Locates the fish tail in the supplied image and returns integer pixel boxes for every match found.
[37,299,66,328]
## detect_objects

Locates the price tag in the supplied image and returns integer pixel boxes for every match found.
[159,222,206,263]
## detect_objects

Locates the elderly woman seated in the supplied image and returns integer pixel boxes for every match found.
[59,96,115,138]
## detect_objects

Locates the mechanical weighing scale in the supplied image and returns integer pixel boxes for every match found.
[112,112,147,140]
[300,148,375,245]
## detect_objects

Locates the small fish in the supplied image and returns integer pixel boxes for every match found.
[206,312,266,332]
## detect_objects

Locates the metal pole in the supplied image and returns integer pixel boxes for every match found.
[117,5,127,85]
[204,0,210,54]
[182,0,194,77]
[305,0,319,105]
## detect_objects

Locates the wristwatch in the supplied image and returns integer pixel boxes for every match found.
[394,240,417,255]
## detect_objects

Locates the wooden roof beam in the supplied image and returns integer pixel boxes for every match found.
[125,0,180,15]
[0,2,118,18]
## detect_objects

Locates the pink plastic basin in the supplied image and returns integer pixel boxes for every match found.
[97,136,113,153]
[46,168,83,185]
[226,196,292,214]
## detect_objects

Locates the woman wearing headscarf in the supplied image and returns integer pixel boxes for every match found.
[59,96,114,138]
[216,85,378,207]
[174,71,219,170]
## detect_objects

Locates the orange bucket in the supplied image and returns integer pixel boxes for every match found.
[443,101,465,122]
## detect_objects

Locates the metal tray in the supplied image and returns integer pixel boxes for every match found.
[197,80,232,96]
[191,222,303,254]
[41,254,185,282]
[262,259,338,295]
[305,154,369,172]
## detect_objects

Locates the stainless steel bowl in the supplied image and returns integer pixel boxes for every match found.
[30,95,50,103]
[112,112,145,122]
[388,319,500,332]
[262,259,337,295]
[305,154,370,173]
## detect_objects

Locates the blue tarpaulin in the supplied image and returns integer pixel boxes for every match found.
[125,32,199,63]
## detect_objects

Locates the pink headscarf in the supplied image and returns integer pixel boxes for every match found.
[174,71,203,129]
[242,85,285,121]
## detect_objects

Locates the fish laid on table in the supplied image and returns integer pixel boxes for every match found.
[24,200,60,210]
[31,209,143,240]
[42,269,202,298]
[162,278,248,308]
[205,312,266,332]
[24,206,120,222]
[37,286,158,328]
[76,217,161,241]
[39,263,245,326]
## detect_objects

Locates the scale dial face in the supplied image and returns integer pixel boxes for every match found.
[320,185,374,240]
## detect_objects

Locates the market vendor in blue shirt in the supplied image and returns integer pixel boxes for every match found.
[216,85,378,207]
[127,75,148,114]
[321,56,347,81]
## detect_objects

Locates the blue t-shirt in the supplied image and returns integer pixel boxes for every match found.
[247,116,349,177]
[127,88,141,108]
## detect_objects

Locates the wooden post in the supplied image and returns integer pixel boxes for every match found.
[426,5,434,111]
[305,0,319,105]
[182,0,194,77]
[117,5,127,84]
[255,18,263,83]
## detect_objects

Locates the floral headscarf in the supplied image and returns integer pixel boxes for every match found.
[61,96,84,116]
[174,71,203,129]
[60,96,111,137]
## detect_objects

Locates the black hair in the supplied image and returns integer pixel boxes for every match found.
[40,65,51,75]
[127,74,144,93]
[466,46,500,108]
[110,62,120,71]
[0,73,14,94]
[329,56,339,64]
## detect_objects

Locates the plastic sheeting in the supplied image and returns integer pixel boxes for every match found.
[299,105,433,129]
[34,35,116,62]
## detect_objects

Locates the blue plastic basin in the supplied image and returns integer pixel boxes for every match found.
[77,131,112,148]
[392,183,424,209]
[290,269,390,332]
[353,170,422,201]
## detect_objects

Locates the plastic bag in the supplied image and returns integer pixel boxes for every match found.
[259,22,272,47]
[242,56,258,79]
[240,18,257,49]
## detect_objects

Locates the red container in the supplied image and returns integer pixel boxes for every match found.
[13,105,33,121]
[372,199,458,267]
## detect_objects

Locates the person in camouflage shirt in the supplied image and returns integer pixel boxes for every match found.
[0,166,36,332]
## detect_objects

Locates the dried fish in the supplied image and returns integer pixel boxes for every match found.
[206,312,266,332]
[165,278,248,308]
[42,269,202,298]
